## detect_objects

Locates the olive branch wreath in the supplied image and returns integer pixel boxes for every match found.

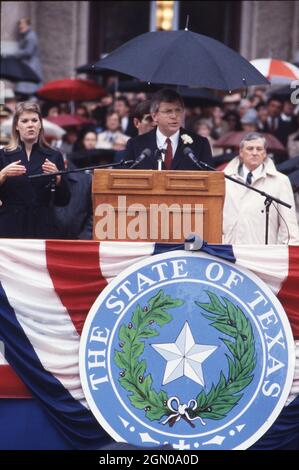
[114,289,256,426]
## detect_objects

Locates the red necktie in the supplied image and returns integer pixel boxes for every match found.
[165,138,173,170]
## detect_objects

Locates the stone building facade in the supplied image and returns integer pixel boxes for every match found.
[240,1,299,61]
[1,1,89,82]
[1,1,299,84]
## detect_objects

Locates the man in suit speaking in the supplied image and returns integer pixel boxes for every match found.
[124,89,213,170]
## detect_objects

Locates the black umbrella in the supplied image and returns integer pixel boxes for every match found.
[76,62,130,80]
[1,55,40,83]
[76,62,101,74]
[107,79,160,94]
[93,29,269,91]
[106,79,222,107]
[178,87,222,107]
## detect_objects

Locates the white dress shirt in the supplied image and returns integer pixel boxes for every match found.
[239,163,264,184]
[156,128,180,161]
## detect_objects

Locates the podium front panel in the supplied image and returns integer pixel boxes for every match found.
[92,169,224,243]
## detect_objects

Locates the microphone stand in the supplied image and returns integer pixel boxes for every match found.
[28,160,134,179]
[49,175,57,207]
[28,160,134,206]
[193,159,291,245]
[155,149,164,171]
[157,156,163,171]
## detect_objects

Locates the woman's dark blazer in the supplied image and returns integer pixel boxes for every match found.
[0,143,70,238]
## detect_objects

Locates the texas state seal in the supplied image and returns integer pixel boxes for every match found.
[79,251,295,450]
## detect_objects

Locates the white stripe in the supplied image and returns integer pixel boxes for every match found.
[0,239,87,406]
[0,352,8,365]
[250,59,271,77]
[233,244,299,405]
[282,61,299,78]
[100,241,155,282]
[0,337,6,363]
[250,59,299,83]
[233,245,288,294]
[1,240,298,413]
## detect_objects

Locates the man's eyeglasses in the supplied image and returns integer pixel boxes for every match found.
[158,108,184,117]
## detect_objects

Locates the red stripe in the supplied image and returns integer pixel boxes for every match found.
[0,365,32,398]
[46,240,108,335]
[277,246,299,339]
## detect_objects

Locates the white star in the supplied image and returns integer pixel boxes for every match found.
[152,322,217,386]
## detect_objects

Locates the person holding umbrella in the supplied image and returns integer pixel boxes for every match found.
[124,88,213,170]
[222,132,299,245]
[0,101,70,238]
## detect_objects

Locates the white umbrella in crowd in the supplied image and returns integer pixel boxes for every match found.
[250,58,299,85]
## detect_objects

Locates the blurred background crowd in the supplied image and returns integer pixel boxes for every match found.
[1,69,299,189]
[2,70,299,169]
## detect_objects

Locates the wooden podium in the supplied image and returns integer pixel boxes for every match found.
[92,169,225,243]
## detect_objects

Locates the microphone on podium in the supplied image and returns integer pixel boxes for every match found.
[129,148,152,169]
[183,147,212,170]
[183,147,204,169]
[155,148,165,171]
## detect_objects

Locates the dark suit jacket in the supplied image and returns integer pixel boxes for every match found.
[124,128,213,170]
[53,171,93,240]
[0,143,70,238]
[123,116,138,138]
[264,116,297,146]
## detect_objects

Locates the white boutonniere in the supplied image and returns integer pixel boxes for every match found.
[181,134,193,145]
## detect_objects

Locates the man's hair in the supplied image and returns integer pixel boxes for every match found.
[239,132,267,150]
[115,96,130,108]
[267,97,282,106]
[132,100,151,121]
[106,109,120,120]
[150,88,184,113]
[255,102,267,112]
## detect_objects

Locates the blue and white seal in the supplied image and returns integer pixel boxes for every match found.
[79,251,295,450]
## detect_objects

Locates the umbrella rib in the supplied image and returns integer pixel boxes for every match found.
[188,33,233,91]
[92,30,267,89]
[148,31,232,90]
[146,31,188,84]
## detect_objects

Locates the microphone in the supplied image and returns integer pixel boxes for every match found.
[155,148,165,171]
[129,148,152,169]
[155,148,166,159]
[183,147,204,169]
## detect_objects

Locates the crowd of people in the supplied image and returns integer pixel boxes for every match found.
[1,17,299,244]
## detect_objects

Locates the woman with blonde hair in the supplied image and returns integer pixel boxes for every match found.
[0,101,70,238]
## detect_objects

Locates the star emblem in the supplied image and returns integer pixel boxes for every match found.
[152,322,217,386]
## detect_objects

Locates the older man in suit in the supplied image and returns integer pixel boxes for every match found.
[124,89,213,170]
